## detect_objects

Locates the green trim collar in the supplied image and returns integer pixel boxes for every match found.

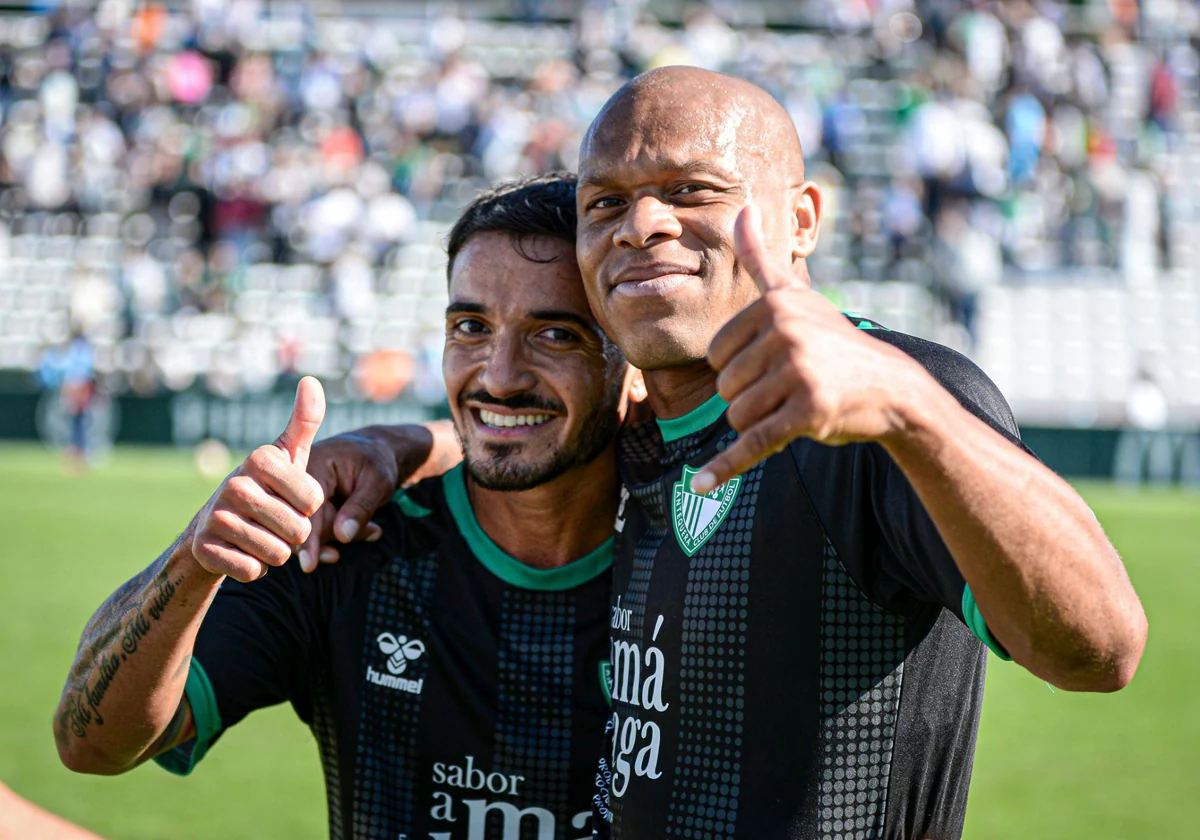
[962,585,1012,661]
[152,657,223,777]
[392,488,432,518]
[656,392,729,442]
[443,464,612,591]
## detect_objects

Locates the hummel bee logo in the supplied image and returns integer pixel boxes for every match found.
[376,632,426,675]
[671,465,741,556]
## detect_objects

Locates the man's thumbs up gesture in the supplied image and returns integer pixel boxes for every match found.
[691,206,929,496]
[190,377,328,582]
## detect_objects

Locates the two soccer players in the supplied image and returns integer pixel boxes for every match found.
[58,67,1146,839]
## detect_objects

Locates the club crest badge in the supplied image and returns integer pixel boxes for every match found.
[599,660,613,706]
[671,466,741,557]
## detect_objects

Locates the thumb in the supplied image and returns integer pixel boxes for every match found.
[275,376,326,471]
[735,204,793,294]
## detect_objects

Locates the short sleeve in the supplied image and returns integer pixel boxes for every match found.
[795,331,1026,659]
[153,560,324,775]
[865,333,1026,658]
[863,444,1012,660]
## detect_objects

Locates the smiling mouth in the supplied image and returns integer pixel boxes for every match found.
[611,272,698,298]
[477,409,554,429]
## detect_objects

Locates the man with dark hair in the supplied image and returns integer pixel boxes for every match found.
[445,172,579,275]
[55,175,632,839]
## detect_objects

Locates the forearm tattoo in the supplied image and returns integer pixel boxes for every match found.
[54,542,187,754]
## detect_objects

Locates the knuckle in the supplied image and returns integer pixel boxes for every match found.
[726,403,749,432]
[292,517,313,546]
[745,427,772,454]
[192,542,216,568]
[208,508,242,536]
[260,545,291,567]
[230,563,262,584]
[225,474,258,501]
[786,344,807,370]
[715,369,735,400]
[245,446,274,473]
[806,391,832,422]
[299,477,325,516]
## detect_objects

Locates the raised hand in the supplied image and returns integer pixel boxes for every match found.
[190,376,327,582]
[298,431,398,570]
[690,206,927,496]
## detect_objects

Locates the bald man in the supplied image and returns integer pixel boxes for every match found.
[572,67,1145,839]
[293,68,1145,839]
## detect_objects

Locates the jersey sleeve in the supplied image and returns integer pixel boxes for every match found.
[797,332,1027,659]
[154,560,325,775]
[871,333,1027,657]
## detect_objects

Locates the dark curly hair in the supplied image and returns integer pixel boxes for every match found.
[445,172,577,280]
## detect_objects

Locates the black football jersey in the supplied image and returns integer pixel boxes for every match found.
[158,465,612,840]
[596,317,1020,840]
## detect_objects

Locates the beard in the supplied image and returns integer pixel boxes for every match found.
[455,381,623,492]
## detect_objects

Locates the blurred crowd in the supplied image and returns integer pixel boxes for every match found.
[1,0,1198,402]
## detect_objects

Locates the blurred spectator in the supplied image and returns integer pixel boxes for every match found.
[1115,365,1173,484]
[0,0,1196,409]
[38,330,98,472]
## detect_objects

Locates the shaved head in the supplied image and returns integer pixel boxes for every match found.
[582,67,807,193]
[575,67,821,390]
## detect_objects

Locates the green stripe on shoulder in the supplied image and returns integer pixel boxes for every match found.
[962,585,1012,661]
[843,311,890,331]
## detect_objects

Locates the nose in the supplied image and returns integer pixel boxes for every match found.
[477,331,538,399]
[613,195,683,249]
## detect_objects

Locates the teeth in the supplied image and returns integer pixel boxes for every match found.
[479,410,552,429]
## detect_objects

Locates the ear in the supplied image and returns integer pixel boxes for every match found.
[790,181,822,261]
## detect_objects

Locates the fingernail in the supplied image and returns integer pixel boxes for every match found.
[319,547,338,562]
[339,520,359,542]
[298,549,313,572]
[692,471,716,495]
[365,525,382,543]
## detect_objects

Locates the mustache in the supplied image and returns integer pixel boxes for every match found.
[459,390,565,414]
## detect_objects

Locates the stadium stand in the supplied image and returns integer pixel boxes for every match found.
[1,0,1197,428]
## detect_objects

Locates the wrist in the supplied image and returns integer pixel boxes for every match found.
[167,525,226,591]
[391,424,434,483]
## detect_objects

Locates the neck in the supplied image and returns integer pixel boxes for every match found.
[643,361,719,419]
[467,446,619,570]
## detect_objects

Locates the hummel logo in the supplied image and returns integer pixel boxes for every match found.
[366,632,427,695]
[376,632,426,675]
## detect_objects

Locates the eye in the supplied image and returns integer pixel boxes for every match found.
[675,183,712,198]
[587,196,626,212]
[540,326,579,343]
[450,317,487,336]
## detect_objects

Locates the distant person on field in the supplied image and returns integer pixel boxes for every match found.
[1115,364,1199,485]
[38,330,98,473]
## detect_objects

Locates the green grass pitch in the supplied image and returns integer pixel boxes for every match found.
[0,444,1195,839]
